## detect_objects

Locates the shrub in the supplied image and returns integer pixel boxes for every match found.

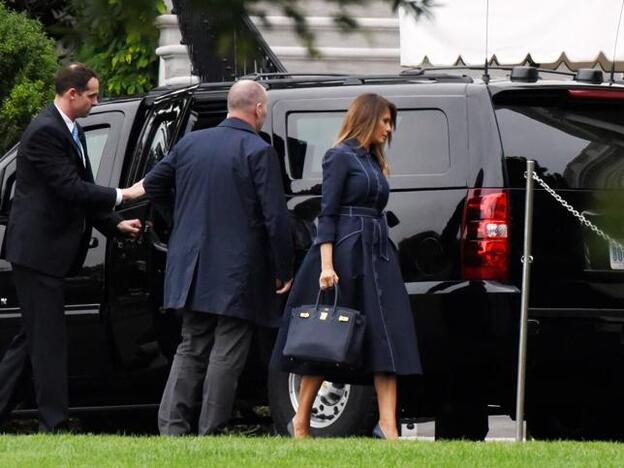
[73,0,165,97]
[0,1,58,154]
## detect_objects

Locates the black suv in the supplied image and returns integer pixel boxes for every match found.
[2,67,624,440]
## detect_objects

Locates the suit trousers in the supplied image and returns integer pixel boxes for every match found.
[0,264,67,432]
[158,310,253,435]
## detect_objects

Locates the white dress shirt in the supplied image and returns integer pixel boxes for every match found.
[54,103,122,206]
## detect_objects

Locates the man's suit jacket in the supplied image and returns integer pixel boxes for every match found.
[5,104,122,277]
[144,118,294,327]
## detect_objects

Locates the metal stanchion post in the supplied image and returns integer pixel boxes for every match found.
[515,159,535,442]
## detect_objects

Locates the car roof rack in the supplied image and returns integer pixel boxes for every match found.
[241,72,352,79]
[157,65,585,102]
[401,65,576,79]
[228,71,475,89]
[401,65,576,76]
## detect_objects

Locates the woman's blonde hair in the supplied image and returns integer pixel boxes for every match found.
[335,93,397,175]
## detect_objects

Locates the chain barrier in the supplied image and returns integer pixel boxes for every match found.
[527,171,624,252]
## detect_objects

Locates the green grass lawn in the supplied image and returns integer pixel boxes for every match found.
[1,436,624,467]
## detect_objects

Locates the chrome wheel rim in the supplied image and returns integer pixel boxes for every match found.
[287,373,351,429]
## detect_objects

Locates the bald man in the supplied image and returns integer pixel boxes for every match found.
[144,80,293,435]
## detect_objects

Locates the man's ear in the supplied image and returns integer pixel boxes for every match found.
[66,88,78,101]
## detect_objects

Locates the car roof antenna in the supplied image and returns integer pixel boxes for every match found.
[610,0,624,84]
[482,0,490,84]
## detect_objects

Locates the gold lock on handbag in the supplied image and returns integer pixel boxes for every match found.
[283,285,366,366]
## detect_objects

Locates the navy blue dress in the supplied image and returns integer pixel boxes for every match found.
[271,139,422,382]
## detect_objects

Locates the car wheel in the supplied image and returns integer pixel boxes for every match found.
[268,369,378,437]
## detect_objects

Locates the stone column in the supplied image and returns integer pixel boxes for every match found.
[155,0,199,86]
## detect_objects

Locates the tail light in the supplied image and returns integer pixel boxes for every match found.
[461,189,510,280]
[568,89,624,100]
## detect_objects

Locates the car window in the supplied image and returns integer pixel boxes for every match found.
[130,101,187,183]
[495,91,624,189]
[144,121,169,175]
[0,147,17,214]
[287,112,343,179]
[84,125,110,176]
[287,109,450,180]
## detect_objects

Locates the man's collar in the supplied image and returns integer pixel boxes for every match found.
[218,117,257,134]
[53,102,75,132]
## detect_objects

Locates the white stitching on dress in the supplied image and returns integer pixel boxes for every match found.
[351,152,371,201]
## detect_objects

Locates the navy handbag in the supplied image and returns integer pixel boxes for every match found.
[283,285,366,366]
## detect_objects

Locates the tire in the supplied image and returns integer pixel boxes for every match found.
[268,369,378,437]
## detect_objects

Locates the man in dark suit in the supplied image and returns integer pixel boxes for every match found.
[144,80,293,435]
[0,63,144,432]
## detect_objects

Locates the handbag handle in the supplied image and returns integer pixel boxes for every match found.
[314,284,339,313]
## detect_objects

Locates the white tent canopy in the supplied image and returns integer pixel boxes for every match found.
[400,0,624,70]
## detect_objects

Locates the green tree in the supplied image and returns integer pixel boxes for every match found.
[0,1,58,154]
[71,0,166,97]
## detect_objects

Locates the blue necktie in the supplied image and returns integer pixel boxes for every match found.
[71,125,85,167]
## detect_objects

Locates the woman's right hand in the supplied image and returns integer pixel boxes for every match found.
[319,268,339,290]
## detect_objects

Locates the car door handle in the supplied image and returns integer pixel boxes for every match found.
[143,223,168,253]
[151,240,168,253]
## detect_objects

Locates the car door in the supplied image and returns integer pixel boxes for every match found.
[0,146,20,351]
[0,111,127,390]
[106,95,189,395]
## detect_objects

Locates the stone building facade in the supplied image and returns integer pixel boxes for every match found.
[155,0,401,86]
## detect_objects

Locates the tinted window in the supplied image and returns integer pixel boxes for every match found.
[0,147,17,214]
[287,109,450,179]
[143,121,169,175]
[131,119,174,182]
[129,100,187,183]
[84,125,110,176]
[287,112,343,179]
[495,93,624,189]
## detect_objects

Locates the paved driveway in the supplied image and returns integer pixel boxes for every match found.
[403,416,518,441]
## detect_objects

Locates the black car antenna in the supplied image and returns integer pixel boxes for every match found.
[482,0,490,84]
[610,0,624,84]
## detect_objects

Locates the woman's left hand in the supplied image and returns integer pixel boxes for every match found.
[319,267,339,290]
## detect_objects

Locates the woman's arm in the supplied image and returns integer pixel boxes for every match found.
[316,148,349,244]
[319,242,339,289]
[317,147,349,289]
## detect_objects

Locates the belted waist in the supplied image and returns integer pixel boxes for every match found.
[338,206,383,217]
[338,205,389,261]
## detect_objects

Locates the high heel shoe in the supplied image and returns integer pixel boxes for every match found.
[372,423,387,439]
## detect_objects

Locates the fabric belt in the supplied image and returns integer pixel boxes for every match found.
[338,205,389,261]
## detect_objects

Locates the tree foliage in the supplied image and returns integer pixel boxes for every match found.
[4,0,74,40]
[0,1,57,154]
[6,0,164,97]
[71,0,166,97]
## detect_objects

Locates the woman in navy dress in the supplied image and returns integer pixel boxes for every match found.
[271,93,421,439]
